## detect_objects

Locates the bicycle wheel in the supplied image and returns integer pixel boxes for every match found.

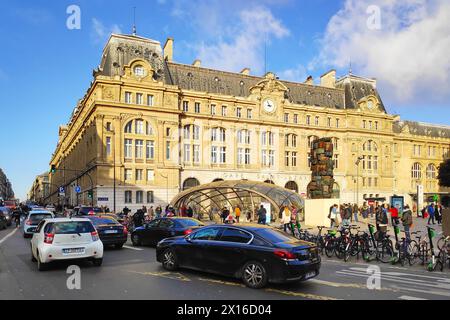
[324,240,335,258]
[377,239,394,263]
[437,237,446,251]
[407,240,419,266]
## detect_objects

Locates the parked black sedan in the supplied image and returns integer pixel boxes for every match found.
[156,224,321,289]
[131,217,204,247]
[85,216,128,249]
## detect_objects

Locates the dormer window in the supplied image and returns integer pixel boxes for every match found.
[134,66,145,77]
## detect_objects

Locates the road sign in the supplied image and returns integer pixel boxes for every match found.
[75,186,81,194]
[59,186,65,193]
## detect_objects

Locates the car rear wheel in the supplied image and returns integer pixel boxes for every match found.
[242,261,268,289]
[37,252,48,271]
[131,234,141,246]
[162,248,178,271]
[31,247,37,262]
[93,258,103,267]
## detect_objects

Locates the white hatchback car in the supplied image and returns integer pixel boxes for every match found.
[31,218,104,271]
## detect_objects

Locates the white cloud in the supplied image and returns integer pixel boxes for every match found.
[195,6,290,74]
[168,1,290,74]
[316,0,450,105]
[278,64,308,82]
[91,18,122,44]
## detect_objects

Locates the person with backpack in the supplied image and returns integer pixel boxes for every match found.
[401,205,413,241]
[376,204,389,234]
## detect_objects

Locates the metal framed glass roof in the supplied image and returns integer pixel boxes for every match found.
[170,180,304,216]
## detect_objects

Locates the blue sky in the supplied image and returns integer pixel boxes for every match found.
[0,0,449,200]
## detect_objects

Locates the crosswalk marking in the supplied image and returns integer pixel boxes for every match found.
[399,295,428,300]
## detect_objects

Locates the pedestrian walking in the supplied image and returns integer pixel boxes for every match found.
[257,205,266,225]
[342,204,351,226]
[389,205,399,226]
[401,205,413,241]
[376,204,389,234]
[187,206,194,218]
[281,206,291,233]
[235,206,241,223]
[435,204,442,225]
[427,203,436,225]
[353,204,359,223]
[328,204,339,228]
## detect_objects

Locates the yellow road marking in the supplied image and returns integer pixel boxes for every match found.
[265,288,339,300]
[198,278,246,287]
[128,271,192,282]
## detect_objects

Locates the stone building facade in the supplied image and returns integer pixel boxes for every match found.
[45,33,450,212]
[0,168,14,201]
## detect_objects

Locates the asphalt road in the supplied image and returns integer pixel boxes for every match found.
[1,225,449,300]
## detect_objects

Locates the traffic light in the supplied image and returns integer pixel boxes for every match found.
[50,165,56,174]
[87,190,93,199]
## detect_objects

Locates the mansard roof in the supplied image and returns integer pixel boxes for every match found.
[393,120,450,138]
[165,62,346,109]
[94,33,390,111]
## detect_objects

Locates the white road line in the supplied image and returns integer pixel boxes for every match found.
[123,245,144,251]
[337,270,450,291]
[399,295,428,300]
[0,228,18,246]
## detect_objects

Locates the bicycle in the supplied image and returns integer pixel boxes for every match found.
[374,228,394,263]
[435,236,450,271]
[391,226,416,266]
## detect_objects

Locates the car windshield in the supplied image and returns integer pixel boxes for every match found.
[254,228,295,244]
[51,221,95,234]
[177,219,204,227]
[29,214,52,223]
[88,217,117,225]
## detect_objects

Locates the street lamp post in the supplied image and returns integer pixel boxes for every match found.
[355,156,364,206]
[159,173,169,206]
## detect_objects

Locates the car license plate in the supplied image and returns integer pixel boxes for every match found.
[62,248,85,255]
[104,230,118,234]
[304,272,317,280]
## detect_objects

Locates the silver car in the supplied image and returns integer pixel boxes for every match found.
[23,210,54,238]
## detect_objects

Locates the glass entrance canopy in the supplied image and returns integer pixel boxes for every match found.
[170,180,304,219]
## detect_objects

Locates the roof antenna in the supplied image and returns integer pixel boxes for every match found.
[349,59,353,75]
[264,31,268,75]
[132,6,137,36]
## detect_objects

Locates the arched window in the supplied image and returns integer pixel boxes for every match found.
[183,178,200,191]
[411,163,422,179]
[125,121,132,133]
[285,181,298,193]
[264,180,275,185]
[426,164,436,179]
[211,127,226,142]
[363,140,378,152]
[193,125,200,140]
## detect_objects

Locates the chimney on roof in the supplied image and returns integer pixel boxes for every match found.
[192,59,201,67]
[320,70,336,88]
[240,68,251,76]
[304,76,314,85]
[163,37,174,62]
